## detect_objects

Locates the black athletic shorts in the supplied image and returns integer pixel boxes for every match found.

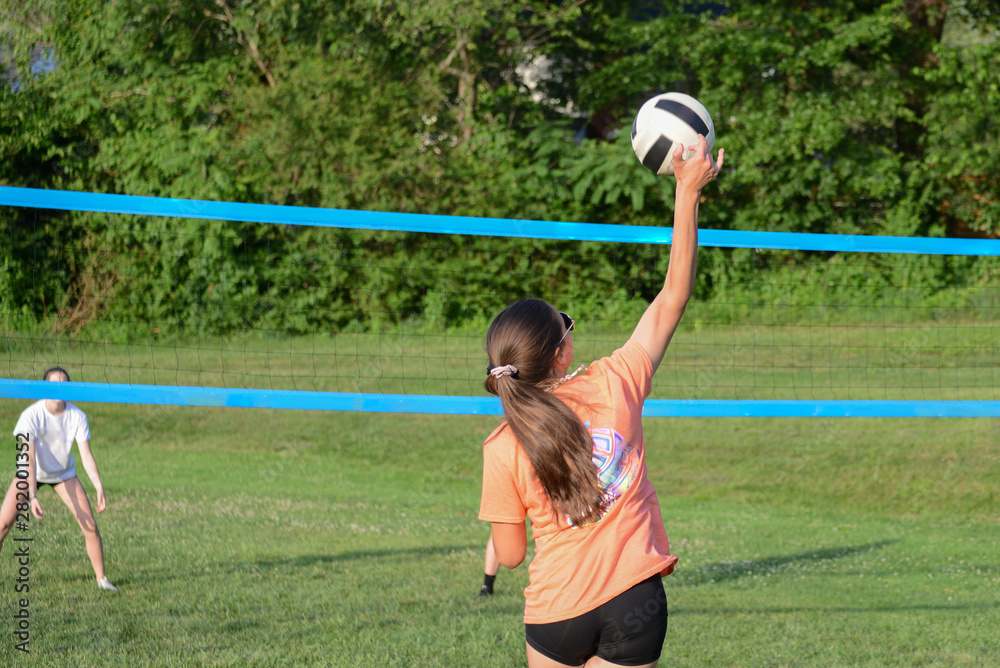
[525,573,668,667]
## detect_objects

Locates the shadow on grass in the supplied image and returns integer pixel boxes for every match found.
[677,539,899,587]
[232,543,527,617]
[240,543,485,571]
[126,543,488,585]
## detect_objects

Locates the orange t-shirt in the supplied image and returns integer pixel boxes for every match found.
[479,340,678,624]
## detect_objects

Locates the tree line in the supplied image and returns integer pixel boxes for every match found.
[1,0,997,336]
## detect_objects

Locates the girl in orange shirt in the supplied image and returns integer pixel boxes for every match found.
[480,136,723,667]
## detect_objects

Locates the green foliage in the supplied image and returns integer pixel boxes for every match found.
[920,39,1000,235]
[1,0,998,335]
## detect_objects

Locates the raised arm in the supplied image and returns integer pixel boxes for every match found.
[628,136,724,373]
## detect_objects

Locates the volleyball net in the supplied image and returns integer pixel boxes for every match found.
[2,186,999,417]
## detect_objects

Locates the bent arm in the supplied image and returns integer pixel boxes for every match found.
[629,137,723,373]
[490,521,528,569]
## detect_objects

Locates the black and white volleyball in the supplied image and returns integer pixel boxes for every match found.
[631,92,715,175]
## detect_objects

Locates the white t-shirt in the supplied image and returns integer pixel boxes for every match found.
[12,400,90,483]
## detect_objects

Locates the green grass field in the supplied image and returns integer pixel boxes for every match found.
[1,327,999,666]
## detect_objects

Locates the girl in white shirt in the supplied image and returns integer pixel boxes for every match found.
[1,367,117,592]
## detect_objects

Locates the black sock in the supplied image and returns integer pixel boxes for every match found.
[483,573,496,593]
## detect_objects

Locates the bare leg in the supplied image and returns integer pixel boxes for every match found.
[53,477,106,581]
[485,534,499,576]
[0,477,28,552]
[479,534,501,597]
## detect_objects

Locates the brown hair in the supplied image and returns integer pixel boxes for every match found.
[484,299,604,525]
[43,366,70,381]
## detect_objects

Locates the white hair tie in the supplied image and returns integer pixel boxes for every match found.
[489,364,518,379]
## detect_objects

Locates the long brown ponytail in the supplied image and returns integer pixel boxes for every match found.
[484,299,604,525]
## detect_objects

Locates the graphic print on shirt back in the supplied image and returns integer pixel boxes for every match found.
[573,427,640,527]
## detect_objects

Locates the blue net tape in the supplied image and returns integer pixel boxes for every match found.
[3,186,1000,254]
[2,380,999,417]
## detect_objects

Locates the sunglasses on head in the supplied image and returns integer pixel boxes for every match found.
[557,312,574,345]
